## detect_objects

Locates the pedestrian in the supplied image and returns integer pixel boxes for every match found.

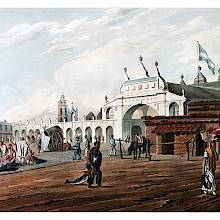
[87,141,102,188]
[5,144,16,163]
[85,141,92,179]
[75,137,81,160]
[109,134,116,156]
[101,135,104,144]
[84,135,91,157]
[142,136,147,155]
[202,140,218,195]
[147,138,153,159]
[0,141,10,167]
[16,137,28,163]
[0,141,7,158]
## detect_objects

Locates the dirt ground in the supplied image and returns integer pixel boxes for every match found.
[0,155,219,212]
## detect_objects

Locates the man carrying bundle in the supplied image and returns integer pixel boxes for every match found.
[87,141,102,188]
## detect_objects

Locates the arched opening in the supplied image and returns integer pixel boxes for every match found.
[14,130,19,143]
[85,127,92,143]
[169,102,179,116]
[66,128,73,143]
[29,129,35,135]
[131,125,142,140]
[35,129,40,134]
[95,127,102,141]
[21,130,26,139]
[106,126,113,143]
[123,104,158,141]
[75,127,82,142]
[106,107,114,119]
[71,112,75,121]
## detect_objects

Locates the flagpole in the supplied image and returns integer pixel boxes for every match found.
[197,41,199,69]
[197,41,200,84]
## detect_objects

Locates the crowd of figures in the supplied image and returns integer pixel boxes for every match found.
[0,137,44,171]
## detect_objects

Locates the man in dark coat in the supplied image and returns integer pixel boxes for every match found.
[87,141,102,187]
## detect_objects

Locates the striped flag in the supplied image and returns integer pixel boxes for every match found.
[198,42,215,74]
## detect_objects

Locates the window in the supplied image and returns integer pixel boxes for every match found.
[60,108,63,115]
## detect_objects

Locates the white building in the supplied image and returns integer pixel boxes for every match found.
[12,62,185,143]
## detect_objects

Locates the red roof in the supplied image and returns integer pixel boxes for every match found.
[152,123,205,134]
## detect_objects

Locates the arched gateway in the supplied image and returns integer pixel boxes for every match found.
[123,104,158,140]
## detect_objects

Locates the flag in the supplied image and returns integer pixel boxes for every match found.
[198,42,215,74]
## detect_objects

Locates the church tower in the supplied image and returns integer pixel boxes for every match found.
[58,92,68,122]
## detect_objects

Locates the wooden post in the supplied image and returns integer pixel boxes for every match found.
[185,141,190,161]
[119,138,123,159]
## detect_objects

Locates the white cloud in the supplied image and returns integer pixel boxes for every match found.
[1,8,220,122]
[0,22,61,48]
[0,86,59,122]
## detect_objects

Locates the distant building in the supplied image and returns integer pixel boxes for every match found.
[12,63,220,148]
[0,121,12,142]
[58,92,78,122]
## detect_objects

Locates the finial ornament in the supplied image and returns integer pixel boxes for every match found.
[139,55,149,77]
[105,95,108,103]
[124,66,130,80]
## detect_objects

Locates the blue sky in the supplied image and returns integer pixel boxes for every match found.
[0,8,219,122]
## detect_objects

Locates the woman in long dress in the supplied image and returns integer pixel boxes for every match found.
[202,141,218,195]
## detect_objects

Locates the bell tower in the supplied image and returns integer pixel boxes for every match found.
[58,92,68,122]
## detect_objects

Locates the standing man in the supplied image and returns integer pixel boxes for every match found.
[88,141,102,187]
[16,137,28,163]
[142,136,147,155]
[109,134,116,156]
[75,137,81,160]
[0,141,7,158]
[84,135,91,157]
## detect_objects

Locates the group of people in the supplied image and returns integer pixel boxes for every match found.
[0,141,16,167]
[0,137,38,169]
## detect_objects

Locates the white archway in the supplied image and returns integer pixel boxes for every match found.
[85,127,92,142]
[75,127,82,142]
[66,128,73,143]
[106,107,114,119]
[21,130,26,139]
[106,126,113,143]
[123,104,158,140]
[14,130,20,143]
[95,126,102,141]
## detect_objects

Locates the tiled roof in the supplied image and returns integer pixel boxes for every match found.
[152,123,204,134]
[167,81,220,100]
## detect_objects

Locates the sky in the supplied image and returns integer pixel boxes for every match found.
[0,8,220,123]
